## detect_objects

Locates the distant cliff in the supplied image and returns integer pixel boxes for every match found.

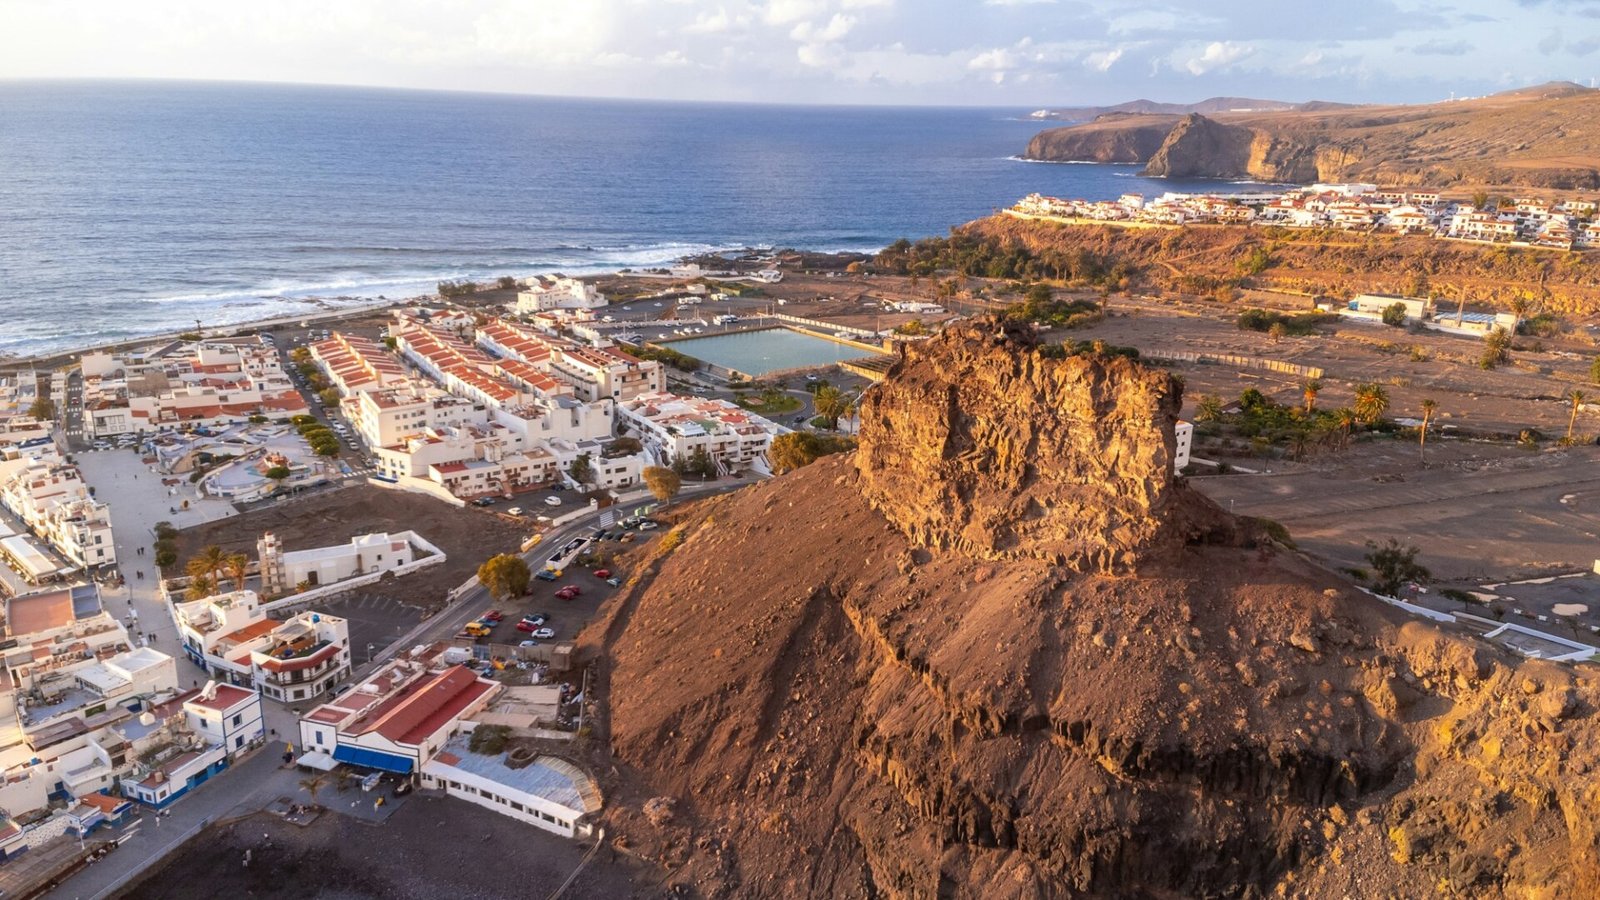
[1023,82,1600,189]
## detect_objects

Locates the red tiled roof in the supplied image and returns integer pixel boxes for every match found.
[217,618,282,646]
[349,665,495,746]
[79,792,132,814]
[184,684,257,712]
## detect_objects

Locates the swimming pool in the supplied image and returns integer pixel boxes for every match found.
[661,327,883,377]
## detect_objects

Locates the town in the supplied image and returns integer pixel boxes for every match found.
[1011,183,1600,249]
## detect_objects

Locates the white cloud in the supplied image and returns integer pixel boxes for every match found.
[1084,47,1124,71]
[968,47,1019,70]
[984,0,1055,5]
[791,12,856,42]
[1184,40,1254,74]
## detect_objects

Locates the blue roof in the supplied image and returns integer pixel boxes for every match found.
[333,744,414,774]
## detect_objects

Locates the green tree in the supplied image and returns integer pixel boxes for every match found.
[496,275,518,290]
[264,465,291,480]
[1268,321,1288,343]
[1025,282,1053,307]
[1353,383,1390,425]
[225,553,251,593]
[299,773,328,806]
[1381,302,1408,328]
[290,347,312,363]
[769,432,856,474]
[1481,326,1512,369]
[1364,539,1430,596]
[318,388,341,407]
[1195,394,1224,423]
[1302,379,1322,414]
[185,545,229,592]
[812,385,851,430]
[477,554,530,600]
[26,397,55,421]
[1470,189,1489,210]
[569,453,594,486]
[1589,356,1600,385]
[643,466,682,503]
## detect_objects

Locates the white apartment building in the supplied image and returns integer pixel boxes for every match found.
[258,530,433,595]
[515,276,606,313]
[182,682,266,757]
[616,391,781,473]
[171,588,352,704]
[0,447,116,571]
[345,386,488,451]
[81,338,308,437]
[309,333,409,395]
[477,318,663,404]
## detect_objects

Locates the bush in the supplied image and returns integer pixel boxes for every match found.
[634,345,702,371]
[154,548,177,568]
[437,279,480,298]
[1381,302,1408,328]
[1237,308,1324,336]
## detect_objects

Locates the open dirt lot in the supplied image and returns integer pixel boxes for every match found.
[1193,439,1600,584]
[117,794,655,900]
[170,484,526,614]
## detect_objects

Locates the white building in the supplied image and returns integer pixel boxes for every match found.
[617,391,781,473]
[81,338,308,437]
[298,660,499,777]
[182,682,265,757]
[257,530,431,595]
[169,588,353,704]
[0,446,116,572]
[515,276,607,313]
[422,736,602,838]
[1174,420,1193,472]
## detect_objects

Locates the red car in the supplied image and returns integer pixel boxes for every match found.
[555,586,580,600]
[516,620,540,633]
[480,610,504,622]
[592,569,612,579]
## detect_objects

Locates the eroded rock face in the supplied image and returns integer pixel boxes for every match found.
[1140,113,1257,178]
[854,319,1186,571]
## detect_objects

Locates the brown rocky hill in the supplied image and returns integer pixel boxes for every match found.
[1024,82,1600,190]
[584,320,1600,898]
[961,213,1600,316]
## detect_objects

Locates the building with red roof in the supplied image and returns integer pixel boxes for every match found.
[297,661,499,777]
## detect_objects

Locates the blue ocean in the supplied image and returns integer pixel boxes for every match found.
[0,80,1253,355]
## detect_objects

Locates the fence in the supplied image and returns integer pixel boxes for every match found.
[259,553,445,614]
[1142,349,1324,380]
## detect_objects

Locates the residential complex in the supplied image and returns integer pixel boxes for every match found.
[514,276,606,313]
[0,444,115,578]
[80,337,308,437]
[1011,185,1600,250]
[617,391,781,473]
[170,588,353,704]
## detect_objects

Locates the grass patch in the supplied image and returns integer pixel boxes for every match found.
[735,393,803,415]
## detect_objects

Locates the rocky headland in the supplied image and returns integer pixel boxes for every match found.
[583,319,1600,898]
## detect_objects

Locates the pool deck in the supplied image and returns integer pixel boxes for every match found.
[653,324,888,379]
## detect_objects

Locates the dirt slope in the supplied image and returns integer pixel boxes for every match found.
[584,320,1600,898]
[1025,82,1600,190]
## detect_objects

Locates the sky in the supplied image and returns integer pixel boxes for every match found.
[3,0,1600,107]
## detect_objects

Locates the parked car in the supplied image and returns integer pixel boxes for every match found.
[544,496,562,507]
[531,627,556,640]
[506,507,524,516]
[535,569,559,581]
[555,586,580,600]
[516,620,540,633]
[637,521,660,531]
[605,576,622,587]
[480,610,504,622]
[620,533,636,543]
[519,640,539,649]
[521,614,547,626]
[592,568,612,579]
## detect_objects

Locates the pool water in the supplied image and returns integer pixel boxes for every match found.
[662,328,883,376]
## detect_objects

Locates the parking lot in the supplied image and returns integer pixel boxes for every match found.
[320,592,428,665]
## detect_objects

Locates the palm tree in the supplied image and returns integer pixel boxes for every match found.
[1334,407,1359,451]
[1353,383,1389,425]
[1418,399,1438,462]
[1302,379,1322,414]
[185,544,228,590]
[224,553,251,593]
[1567,389,1587,442]
[299,773,327,806]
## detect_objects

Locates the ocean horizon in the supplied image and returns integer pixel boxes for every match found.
[1,79,1248,356]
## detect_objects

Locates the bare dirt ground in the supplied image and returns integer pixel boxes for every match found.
[1193,440,1600,584]
[170,484,526,613]
[116,795,655,900]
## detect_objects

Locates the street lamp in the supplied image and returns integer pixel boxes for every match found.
[365,643,376,664]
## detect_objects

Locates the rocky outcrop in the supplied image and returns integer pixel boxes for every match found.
[586,318,1600,899]
[1022,116,1174,164]
[1139,113,1256,178]
[1022,82,1600,189]
[854,318,1229,570]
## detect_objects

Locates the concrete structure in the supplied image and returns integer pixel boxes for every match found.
[297,659,499,777]
[514,276,606,313]
[258,530,427,595]
[80,337,307,437]
[170,589,353,703]
[0,446,115,573]
[616,391,780,473]
[422,736,601,838]
[182,681,265,757]
[1174,420,1193,472]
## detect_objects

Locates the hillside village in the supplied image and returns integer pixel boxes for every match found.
[1012,183,1600,250]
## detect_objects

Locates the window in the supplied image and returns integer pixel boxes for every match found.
[314,731,324,745]
[235,735,244,748]
[232,714,243,726]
